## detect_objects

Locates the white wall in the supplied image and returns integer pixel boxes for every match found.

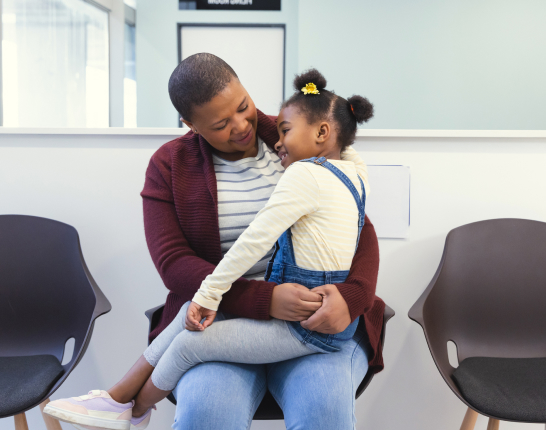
[1,130,546,430]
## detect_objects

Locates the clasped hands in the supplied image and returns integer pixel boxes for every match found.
[186,283,351,335]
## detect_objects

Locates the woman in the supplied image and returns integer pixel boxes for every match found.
[142,53,385,430]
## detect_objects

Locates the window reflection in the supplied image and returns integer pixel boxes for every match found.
[2,0,109,127]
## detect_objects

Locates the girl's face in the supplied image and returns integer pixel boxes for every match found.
[275,105,330,169]
[183,78,258,161]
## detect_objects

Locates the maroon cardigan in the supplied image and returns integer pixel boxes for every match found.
[141,110,386,373]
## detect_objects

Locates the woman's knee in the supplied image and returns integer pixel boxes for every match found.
[282,391,355,430]
[172,362,267,430]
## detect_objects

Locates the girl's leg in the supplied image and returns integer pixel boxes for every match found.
[267,325,371,430]
[172,362,267,430]
[133,318,316,414]
[108,301,192,403]
[108,356,155,404]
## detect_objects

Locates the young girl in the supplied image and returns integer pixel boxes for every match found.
[44,69,374,430]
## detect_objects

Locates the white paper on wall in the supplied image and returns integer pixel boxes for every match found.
[365,165,411,239]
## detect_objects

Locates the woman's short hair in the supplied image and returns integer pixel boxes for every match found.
[168,53,238,121]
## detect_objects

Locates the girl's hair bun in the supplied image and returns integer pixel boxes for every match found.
[347,95,374,124]
[293,68,327,92]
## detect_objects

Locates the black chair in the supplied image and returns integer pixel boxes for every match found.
[145,302,394,420]
[0,215,112,430]
[409,219,546,430]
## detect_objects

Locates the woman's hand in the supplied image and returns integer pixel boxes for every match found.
[185,301,217,331]
[269,283,323,321]
[300,284,352,334]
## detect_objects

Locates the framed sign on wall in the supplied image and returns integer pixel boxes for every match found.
[178,23,286,123]
[179,0,281,11]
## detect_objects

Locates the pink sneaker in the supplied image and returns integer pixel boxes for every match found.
[43,390,133,430]
[130,406,156,430]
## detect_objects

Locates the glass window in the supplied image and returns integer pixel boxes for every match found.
[2,0,109,127]
[124,22,137,127]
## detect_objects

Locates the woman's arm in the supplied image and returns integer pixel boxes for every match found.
[142,147,276,320]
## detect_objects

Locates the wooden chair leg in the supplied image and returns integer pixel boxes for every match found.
[40,398,63,430]
[14,413,29,430]
[460,407,479,430]
[486,418,500,430]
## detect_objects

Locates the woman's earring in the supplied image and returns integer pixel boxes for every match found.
[193,129,199,135]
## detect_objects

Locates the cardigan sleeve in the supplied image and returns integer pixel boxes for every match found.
[141,145,276,320]
[334,215,380,322]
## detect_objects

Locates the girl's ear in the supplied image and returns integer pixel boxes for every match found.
[316,122,331,143]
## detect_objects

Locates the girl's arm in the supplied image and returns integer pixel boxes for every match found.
[141,145,276,320]
[193,164,319,311]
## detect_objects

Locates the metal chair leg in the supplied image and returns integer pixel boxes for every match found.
[459,407,479,430]
[14,413,29,430]
[40,398,63,430]
[486,417,500,430]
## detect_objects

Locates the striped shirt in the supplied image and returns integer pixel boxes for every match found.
[196,146,370,311]
[214,138,284,280]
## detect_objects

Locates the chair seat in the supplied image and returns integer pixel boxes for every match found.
[453,356,546,423]
[0,355,64,417]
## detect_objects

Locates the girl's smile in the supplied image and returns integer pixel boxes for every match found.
[275,105,339,169]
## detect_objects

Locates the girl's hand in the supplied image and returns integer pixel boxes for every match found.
[185,301,217,331]
[269,283,323,321]
[300,284,351,334]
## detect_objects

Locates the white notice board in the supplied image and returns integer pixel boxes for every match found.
[179,24,285,116]
[365,165,411,239]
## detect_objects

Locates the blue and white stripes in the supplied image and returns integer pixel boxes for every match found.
[213,139,284,279]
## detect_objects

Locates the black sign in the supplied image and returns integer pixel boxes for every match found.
[179,0,281,11]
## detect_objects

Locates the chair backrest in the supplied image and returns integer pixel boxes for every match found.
[422,218,546,361]
[0,215,99,362]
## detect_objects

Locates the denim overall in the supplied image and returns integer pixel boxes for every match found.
[265,156,366,353]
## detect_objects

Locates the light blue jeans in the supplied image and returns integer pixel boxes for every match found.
[171,323,371,430]
[144,302,316,391]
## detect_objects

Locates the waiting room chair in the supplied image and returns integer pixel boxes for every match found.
[145,302,395,420]
[0,215,112,430]
[409,218,546,430]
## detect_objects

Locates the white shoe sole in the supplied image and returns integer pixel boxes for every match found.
[43,405,130,430]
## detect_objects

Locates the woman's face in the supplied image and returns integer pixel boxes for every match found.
[183,78,259,161]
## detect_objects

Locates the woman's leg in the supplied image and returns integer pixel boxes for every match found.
[133,318,316,413]
[267,325,371,430]
[172,362,267,430]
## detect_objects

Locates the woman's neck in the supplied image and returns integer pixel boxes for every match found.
[212,138,259,161]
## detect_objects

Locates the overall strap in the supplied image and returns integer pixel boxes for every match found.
[300,156,366,251]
